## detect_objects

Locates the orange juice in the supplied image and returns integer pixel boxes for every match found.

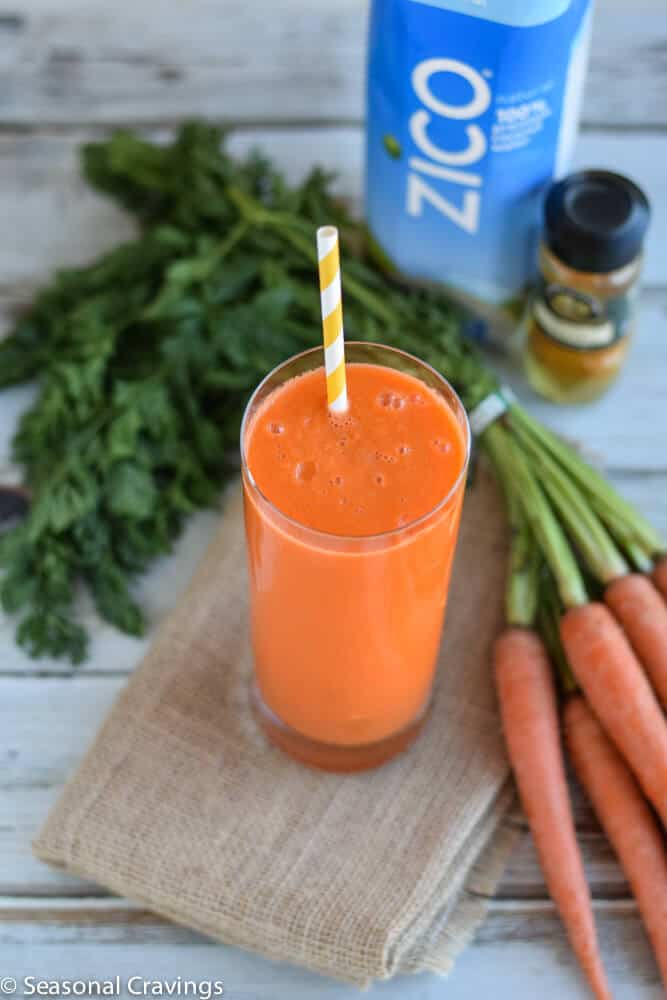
[241,344,469,771]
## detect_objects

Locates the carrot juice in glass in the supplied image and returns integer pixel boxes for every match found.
[241,343,470,771]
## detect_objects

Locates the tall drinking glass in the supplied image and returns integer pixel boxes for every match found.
[241,343,470,771]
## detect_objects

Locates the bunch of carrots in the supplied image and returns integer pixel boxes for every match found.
[481,404,667,998]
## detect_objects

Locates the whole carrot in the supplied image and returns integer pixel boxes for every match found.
[605,573,667,711]
[654,558,667,603]
[561,602,667,828]
[495,628,611,1000]
[565,695,667,991]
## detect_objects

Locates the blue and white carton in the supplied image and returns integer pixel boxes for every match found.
[365,0,593,342]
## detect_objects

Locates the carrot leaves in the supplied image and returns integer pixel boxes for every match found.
[0,123,496,662]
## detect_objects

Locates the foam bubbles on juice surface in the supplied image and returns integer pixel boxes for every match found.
[327,410,356,453]
[328,411,355,427]
[376,390,405,410]
[295,460,317,482]
[432,437,452,455]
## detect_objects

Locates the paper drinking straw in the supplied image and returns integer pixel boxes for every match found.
[316,225,348,413]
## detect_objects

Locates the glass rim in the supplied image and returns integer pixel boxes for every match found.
[240,342,471,544]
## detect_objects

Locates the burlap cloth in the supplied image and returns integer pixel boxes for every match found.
[34,463,516,987]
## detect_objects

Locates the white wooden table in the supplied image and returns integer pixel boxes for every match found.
[1,1,666,996]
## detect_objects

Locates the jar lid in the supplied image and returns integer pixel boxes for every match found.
[544,170,650,274]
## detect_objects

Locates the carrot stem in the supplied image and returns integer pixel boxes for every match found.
[624,540,654,574]
[538,571,578,695]
[483,426,540,627]
[510,414,628,584]
[483,423,588,610]
[508,405,664,559]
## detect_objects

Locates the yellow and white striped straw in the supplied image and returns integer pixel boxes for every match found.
[316,225,348,413]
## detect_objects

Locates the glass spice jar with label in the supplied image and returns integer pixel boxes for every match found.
[524,170,650,404]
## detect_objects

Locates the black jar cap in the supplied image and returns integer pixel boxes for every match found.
[544,170,650,274]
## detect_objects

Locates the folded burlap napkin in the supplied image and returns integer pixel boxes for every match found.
[34,463,516,987]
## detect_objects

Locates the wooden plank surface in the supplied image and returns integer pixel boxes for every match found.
[0,670,645,913]
[2,126,667,291]
[1,900,663,998]
[2,1,667,994]
[0,676,630,900]
[1,0,666,128]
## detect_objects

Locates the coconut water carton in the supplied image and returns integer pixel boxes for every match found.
[365,0,593,342]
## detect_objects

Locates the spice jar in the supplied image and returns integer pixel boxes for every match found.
[524,170,650,404]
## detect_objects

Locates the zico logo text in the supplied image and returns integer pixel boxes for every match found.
[407,58,491,234]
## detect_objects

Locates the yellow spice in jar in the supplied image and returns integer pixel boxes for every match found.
[525,171,649,405]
